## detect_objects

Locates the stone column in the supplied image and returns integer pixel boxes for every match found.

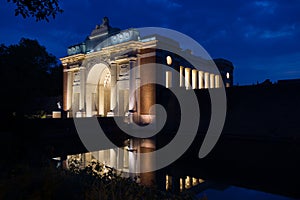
[79,67,86,112]
[63,67,68,112]
[85,91,91,117]
[66,71,73,112]
[198,71,204,89]
[98,85,105,116]
[165,71,172,88]
[210,73,215,88]
[129,59,136,112]
[204,72,210,89]
[215,75,221,88]
[185,68,191,90]
[179,66,184,87]
[192,69,198,89]
[110,63,117,113]
[140,57,156,124]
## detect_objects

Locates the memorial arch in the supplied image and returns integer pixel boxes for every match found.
[60,17,234,120]
[60,17,235,185]
[86,62,112,117]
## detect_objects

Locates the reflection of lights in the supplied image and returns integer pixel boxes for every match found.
[125,145,137,152]
[52,157,61,161]
[180,178,183,191]
[103,165,109,174]
[185,176,191,189]
[166,175,169,190]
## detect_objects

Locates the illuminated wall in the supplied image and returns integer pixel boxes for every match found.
[60,23,234,120]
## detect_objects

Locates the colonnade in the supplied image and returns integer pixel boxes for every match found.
[166,66,222,89]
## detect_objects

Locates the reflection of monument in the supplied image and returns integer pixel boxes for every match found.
[60,17,234,186]
[60,17,234,119]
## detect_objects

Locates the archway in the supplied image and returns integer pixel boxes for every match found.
[86,63,111,117]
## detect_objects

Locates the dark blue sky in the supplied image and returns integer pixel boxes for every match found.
[1,0,299,85]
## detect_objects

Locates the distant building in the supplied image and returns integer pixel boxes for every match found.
[277,78,300,85]
[60,17,234,119]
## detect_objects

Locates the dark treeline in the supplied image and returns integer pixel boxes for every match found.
[0,38,62,120]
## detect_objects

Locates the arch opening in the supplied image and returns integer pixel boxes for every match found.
[86,63,112,117]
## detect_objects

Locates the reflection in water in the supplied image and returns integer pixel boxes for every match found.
[59,150,295,200]
[165,175,205,192]
[66,148,130,175]
[197,186,296,200]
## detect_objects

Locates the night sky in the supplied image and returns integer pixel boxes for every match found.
[1,0,300,85]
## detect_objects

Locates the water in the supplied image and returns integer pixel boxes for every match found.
[60,150,298,200]
[197,186,297,200]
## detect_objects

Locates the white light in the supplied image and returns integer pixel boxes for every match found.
[166,56,172,65]
[226,72,230,79]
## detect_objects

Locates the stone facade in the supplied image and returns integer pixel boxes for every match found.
[60,17,234,121]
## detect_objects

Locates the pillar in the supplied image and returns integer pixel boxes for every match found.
[179,66,184,87]
[198,71,204,89]
[63,67,68,112]
[66,71,73,112]
[118,89,124,116]
[79,67,86,112]
[140,57,156,124]
[192,69,198,89]
[98,85,105,116]
[210,73,215,88]
[110,63,117,113]
[129,60,136,112]
[185,68,191,90]
[204,72,210,89]
[85,88,93,117]
[215,75,221,88]
[166,71,172,88]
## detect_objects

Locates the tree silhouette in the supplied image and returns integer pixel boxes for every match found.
[7,0,63,22]
[0,38,61,119]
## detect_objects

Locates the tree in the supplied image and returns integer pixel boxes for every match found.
[7,0,63,22]
[0,38,60,119]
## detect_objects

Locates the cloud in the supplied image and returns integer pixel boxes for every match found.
[260,29,293,39]
[254,0,277,14]
[255,1,271,7]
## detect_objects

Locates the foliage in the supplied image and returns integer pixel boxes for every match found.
[0,161,196,200]
[7,0,63,22]
[0,38,62,119]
